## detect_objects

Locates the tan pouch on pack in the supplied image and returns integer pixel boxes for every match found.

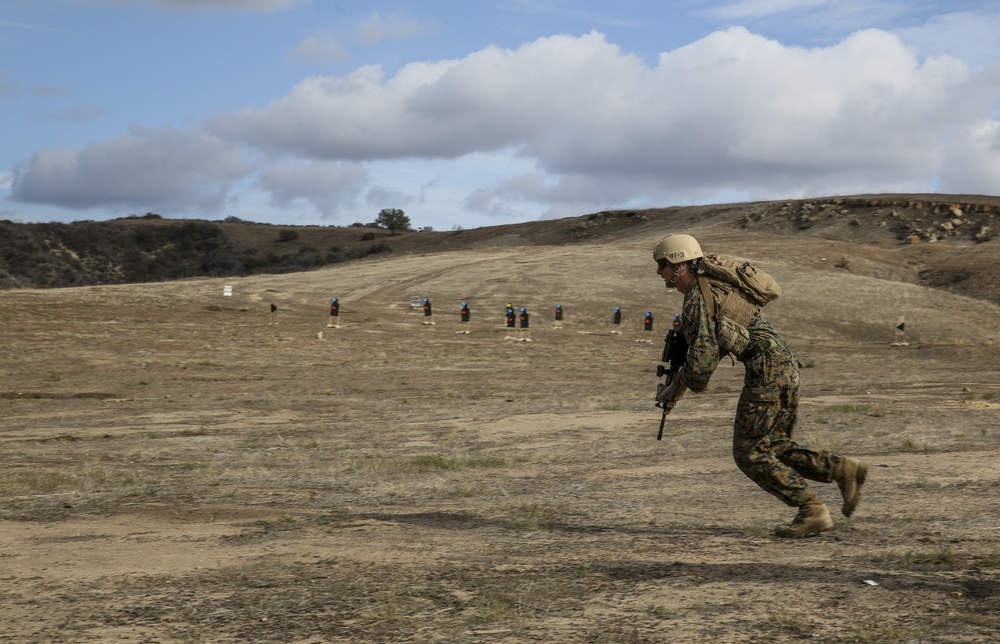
[701,254,781,306]
[716,315,751,359]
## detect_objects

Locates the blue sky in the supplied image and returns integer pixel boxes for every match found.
[2,0,999,231]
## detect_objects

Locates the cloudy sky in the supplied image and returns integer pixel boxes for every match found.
[2,1,999,231]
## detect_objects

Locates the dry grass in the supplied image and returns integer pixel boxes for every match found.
[3,212,1000,641]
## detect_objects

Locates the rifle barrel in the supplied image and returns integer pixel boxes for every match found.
[656,404,668,440]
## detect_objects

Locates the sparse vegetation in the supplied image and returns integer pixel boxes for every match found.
[0,218,403,288]
[823,403,890,416]
[3,196,1000,301]
[507,502,564,531]
[3,195,1000,642]
[763,609,815,637]
[849,622,922,643]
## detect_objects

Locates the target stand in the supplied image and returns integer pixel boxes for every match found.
[610,307,623,334]
[891,315,909,346]
[421,298,436,326]
[327,298,341,328]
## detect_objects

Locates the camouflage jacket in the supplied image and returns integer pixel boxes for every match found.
[679,279,785,392]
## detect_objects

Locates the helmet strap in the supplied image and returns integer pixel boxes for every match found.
[666,265,688,288]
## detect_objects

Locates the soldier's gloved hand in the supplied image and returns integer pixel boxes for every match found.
[656,379,687,408]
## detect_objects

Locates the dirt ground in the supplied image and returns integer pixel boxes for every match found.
[2,221,1000,643]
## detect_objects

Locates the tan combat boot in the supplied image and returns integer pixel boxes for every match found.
[833,457,869,517]
[773,499,833,538]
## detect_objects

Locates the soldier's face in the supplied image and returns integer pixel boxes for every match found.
[657,260,692,293]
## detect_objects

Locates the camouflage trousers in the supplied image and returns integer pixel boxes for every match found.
[732,346,841,507]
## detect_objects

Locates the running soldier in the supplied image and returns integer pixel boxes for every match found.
[653,233,869,538]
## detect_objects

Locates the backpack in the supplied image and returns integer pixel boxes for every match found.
[699,254,781,307]
[695,254,781,359]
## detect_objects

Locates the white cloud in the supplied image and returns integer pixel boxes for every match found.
[354,11,425,45]
[42,103,105,121]
[257,160,369,217]
[704,0,910,42]
[941,119,1000,194]
[707,0,835,21]
[895,9,1000,70]
[287,34,351,64]
[209,32,643,159]
[10,126,256,213]
[365,184,412,210]
[215,28,1000,198]
[11,27,1000,221]
[0,71,70,98]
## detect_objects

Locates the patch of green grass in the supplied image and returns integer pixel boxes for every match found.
[745,523,773,539]
[85,466,141,487]
[467,455,507,468]
[258,514,301,533]
[165,627,207,643]
[908,545,963,568]
[124,482,163,497]
[849,622,922,643]
[876,545,964,570]
[0,472,77,494]
[408,453,507,472]
[825,403,865,412]
[900,438,924,452]
[444,483,491,498]
[358,596,405,628]
[508,502,563,532]
[239,435,273,449]
[177,428,211,437]
[472,592,518,623]
[763,609,814,637]
[410,454,461,471]
[823,403,890,416]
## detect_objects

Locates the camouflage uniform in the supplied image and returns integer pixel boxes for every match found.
[679,279,842,507]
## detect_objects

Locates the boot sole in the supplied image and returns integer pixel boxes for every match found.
[773,519,833,539]
[842,462,869,517]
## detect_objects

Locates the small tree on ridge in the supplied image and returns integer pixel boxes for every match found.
[375,208,411,236]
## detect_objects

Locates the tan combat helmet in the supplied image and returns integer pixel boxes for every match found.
[653,234,703,265]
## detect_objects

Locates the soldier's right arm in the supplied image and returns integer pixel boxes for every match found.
[679,288,721,393]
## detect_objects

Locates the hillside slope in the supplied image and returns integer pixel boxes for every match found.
[3,202,1000,641]
[2,193,999,306]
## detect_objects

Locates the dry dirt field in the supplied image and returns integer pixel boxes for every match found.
[3,210,1000,643]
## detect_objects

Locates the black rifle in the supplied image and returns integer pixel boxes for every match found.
[655,325,688,440]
